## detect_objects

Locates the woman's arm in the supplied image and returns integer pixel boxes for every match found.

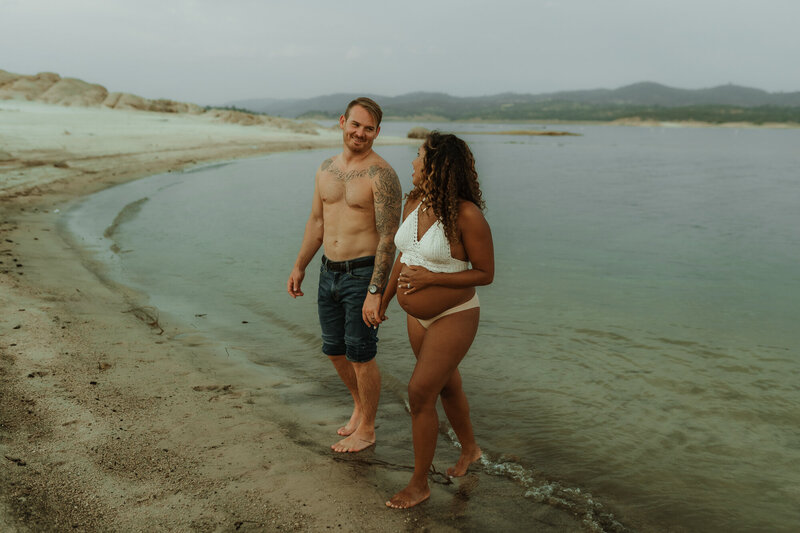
[398,202,494,294]
[378,199,417,319]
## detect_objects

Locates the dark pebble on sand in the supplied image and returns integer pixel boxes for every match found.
[4,456,27,467]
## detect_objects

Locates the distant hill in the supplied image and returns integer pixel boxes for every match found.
[227,83,800,123]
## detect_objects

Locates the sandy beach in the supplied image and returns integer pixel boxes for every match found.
[0,100,585,531]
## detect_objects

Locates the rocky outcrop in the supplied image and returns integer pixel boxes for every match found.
[40,77,109,106]
[0,69,312,132]
[205,108,321,134]
[0,71,62,101]
[0,69,207,114]
[407,126,431,139]
[102,92,204,114]
[0,69,19,85]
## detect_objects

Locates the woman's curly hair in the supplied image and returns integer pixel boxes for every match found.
[407,131,485,242]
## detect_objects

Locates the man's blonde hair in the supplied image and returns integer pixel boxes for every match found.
[344,97,383,126]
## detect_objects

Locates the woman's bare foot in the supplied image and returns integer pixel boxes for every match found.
[331,429,375,453]
[385,484,430,509]
[446,447,482,477]
[337,407,361,436]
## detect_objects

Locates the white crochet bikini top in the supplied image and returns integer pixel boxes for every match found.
[394,202,470,273]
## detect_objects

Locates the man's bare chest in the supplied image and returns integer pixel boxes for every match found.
[319,168,373,209]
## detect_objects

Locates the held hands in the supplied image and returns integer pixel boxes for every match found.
[287,268,305,298]
[398,265,433,295]
[362,292,385,328]
[378,297,391,323]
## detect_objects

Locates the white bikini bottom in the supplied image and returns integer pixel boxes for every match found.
[416,293,480,329]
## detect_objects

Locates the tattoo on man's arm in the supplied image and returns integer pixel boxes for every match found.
[373,166,402,235]
[371,241,395,288]
[370,166,401,288]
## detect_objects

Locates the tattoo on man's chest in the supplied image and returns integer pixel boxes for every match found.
[323,159,375,183]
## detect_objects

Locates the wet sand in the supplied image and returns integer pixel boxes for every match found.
[0,101,584,531]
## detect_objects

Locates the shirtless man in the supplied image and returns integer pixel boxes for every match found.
[287,97,401,452]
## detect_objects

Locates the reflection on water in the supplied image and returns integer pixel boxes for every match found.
[65,123,800,531]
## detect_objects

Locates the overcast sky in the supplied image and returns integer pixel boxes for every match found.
[3,0,799,105]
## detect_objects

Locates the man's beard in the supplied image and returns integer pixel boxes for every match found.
[346,134,370,152]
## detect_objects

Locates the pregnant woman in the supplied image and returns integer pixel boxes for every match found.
[381,132,494,509]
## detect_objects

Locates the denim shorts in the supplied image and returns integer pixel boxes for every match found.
[317,257,378,363]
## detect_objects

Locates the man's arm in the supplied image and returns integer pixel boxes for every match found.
[370,164,402,288]
[362,164,402,325]
[287,169,325,298]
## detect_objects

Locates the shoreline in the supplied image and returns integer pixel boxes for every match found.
[1,102,583,531]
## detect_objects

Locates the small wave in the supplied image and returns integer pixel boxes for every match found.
[442,429,629,533]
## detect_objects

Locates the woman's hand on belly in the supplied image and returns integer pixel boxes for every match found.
[397,265,474,319]
[397,265,434,295]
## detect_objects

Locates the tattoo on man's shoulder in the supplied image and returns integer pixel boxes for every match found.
[372,166,402,207]
[321,158,333,171]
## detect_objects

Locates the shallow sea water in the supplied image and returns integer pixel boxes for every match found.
[64,122,800,531]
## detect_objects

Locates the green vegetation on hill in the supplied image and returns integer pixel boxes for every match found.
[611,105,800,124]
[433,102,800,123]
[233,83,800,125]
[298,102,800,124]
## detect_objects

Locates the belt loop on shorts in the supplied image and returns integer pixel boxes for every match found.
[321,255,375,273]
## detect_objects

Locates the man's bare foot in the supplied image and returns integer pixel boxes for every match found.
[337,408,361,436]
[446,447,482,477]
[385,485,430,509]
[331,431,375,453]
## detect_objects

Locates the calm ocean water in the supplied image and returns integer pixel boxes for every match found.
[64,122,800,531]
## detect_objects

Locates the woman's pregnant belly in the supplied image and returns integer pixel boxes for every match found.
[396,265,475,320]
